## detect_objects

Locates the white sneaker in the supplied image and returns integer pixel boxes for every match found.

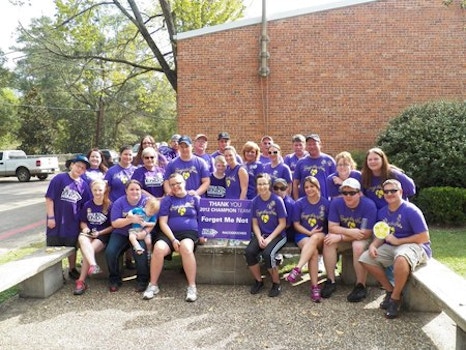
[185,286,197,302]
[142,284,159,300]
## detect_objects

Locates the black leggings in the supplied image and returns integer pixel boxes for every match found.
[245,235,287,269]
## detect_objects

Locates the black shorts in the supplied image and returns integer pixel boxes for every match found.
[46,235,78,248]
[154,230,199,252]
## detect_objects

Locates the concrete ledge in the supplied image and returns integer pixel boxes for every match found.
[0,247,74,298]
[404,258,466,350]
[196,239,301,285]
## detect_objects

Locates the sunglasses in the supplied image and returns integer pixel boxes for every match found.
[144,156,155,159]
[341,190,359,196]
[383,189,399,194]
[273,186,287,191]
[268,151,279,155]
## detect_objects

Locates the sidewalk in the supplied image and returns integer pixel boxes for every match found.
[0,266,455,350]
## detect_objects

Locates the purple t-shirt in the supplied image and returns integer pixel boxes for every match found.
[293,153,336,199]
[284,153,307,172]
[79,200,112,232]
[104,164,137,202]
[293,196,330,234]
[244,161,264,200]
[252,193,287,238]
[164,156,210,192]
[326,171,362,199]
[263,162,292,185]
[196,153,214,173]
[110,195,148,236]
[328,196,377,230]
[259,154,270,165]
[225,164,245,199]
[131,166,165,198]
[363,168,416,209]
[45,172,92,239]
[377,201,431,257]
[159,194,200,233]
[83,168,105,184]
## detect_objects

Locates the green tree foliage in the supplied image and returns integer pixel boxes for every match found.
[376,101,466,189]
[17,87,57,154]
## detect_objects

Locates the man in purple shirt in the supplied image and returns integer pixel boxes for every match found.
[360,179,431,319]
[163,135,210,196]
[292,134,336,200]
[321,178,377,302]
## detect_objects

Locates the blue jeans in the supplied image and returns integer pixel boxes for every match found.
[105,233,149,286]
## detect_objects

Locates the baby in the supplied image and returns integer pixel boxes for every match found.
[128,198,160,255]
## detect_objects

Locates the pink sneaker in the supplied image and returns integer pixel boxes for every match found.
[286,267,302,283]
[311,285,321,303]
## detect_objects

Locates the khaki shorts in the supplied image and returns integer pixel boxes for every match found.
[359,243,428,271]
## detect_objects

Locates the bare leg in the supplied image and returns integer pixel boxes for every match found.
[149,240,171,285]
[249,263,262,281]
[323,243,338,282]
[179,239,196,286]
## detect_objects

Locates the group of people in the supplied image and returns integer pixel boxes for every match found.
[44,132,431,318]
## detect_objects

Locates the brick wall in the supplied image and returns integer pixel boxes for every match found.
[176,0,465,156]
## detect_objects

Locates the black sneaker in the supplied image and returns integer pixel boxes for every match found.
[268,283,281,297]
[250,280,264,294]
[380,291,393,310]
[321,279,336,298]
[347,283,367,302]
[385,298,401,319]
[69,268,80,280]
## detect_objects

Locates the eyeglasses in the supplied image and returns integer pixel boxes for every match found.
[144,156,155,159]
[341,191,359,196]
[273,186,287,191]
[383,189,399,194]
[169,181,182,187]
[268,151,278,155]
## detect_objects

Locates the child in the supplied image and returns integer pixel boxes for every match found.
[128,197,160,255]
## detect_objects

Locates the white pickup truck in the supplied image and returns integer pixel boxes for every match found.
[0,150,59,182]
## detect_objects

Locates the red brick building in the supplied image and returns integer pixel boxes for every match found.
[176,0,465,156]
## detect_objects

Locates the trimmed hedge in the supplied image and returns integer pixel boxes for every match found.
[414,187,466,226]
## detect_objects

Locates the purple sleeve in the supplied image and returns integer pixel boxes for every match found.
[328,198,343,223]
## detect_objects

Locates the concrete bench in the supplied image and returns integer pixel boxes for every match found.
[403,258,466,350]
[0,247,74,298]
[196,239,300,285]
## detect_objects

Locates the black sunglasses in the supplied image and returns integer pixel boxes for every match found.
[273,186,287,191]
[341,190,359,196]
[144,156,155,159]
[268,151,279,155]
[383,189,399,194]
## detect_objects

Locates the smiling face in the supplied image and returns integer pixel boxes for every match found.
[256,176,271,196]
[88,151,102,169]
[367,151,383,174]
[91,181,106,200]
[119,149,133,167]
[125,181,142,203]
[69,161,87,179]
[306,139,321,158]
[304,180,320,199]
[168,174,186,197]
[340,186,361,208]
[224,149,236,167]
[268,146,280,162]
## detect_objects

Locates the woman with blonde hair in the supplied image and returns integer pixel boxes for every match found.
[241,141,264,199]
[326,151,362,199]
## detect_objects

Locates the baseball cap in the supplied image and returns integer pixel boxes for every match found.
[217,132,230,140]
[340,178,361,191]
[178,135,192,145]
[69,155,90,169]
[171,134,181,142]
[195,134,208,141]
[273,178,288,187]
[306,134,321,142]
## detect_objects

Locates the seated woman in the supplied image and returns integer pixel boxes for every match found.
[286,176,329,303]
[245,173,287,298]
[143,173,205,302]
[105,179,150,292]
[74,179,113,295]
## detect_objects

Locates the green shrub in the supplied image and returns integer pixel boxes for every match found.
[376,101,466,189]
[414,187,466,226]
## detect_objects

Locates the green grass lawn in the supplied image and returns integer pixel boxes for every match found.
[429,226,466,278]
